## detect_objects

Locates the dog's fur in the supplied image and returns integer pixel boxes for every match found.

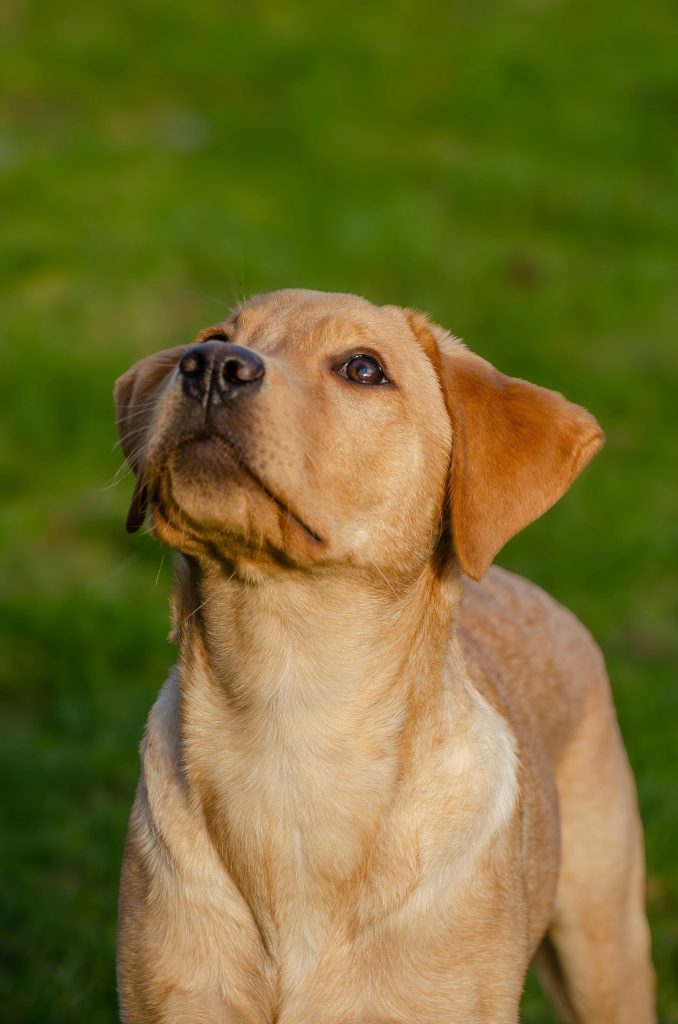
[114,289,655,1023]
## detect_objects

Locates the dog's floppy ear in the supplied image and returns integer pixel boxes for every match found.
[114,346,187,533]
[407,313,605,580]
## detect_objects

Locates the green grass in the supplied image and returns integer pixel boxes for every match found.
[1,1,677,1020]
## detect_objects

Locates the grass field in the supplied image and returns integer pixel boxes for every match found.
[1,1,677,1020]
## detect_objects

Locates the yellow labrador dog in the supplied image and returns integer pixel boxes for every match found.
[114,290,654,1024]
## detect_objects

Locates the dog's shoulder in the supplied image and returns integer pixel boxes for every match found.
[457,565,611,763]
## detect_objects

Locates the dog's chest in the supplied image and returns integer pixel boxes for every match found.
[210,801,524,1024]
[197,709,520,1020]
[140,669,524,1021]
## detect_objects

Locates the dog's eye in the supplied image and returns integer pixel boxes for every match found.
[337,354,389,386]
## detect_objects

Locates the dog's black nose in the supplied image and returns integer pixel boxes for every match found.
[179,341,265,403]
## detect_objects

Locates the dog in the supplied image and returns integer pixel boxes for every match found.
[114,289,655,1023]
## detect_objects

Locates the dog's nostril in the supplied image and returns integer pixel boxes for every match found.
[222,353,265,385]
[179,349,204,378]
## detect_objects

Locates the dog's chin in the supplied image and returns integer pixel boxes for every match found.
[151,437,264,547]
[150,437,325,564]
[168,437,250,527]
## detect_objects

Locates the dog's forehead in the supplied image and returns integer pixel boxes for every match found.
[225,289,413,356]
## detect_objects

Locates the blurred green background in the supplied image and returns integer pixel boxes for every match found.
[1,1,676,1020]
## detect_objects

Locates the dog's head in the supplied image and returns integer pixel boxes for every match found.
[114,289,603,580]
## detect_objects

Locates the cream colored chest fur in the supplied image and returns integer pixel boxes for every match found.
[121,654,526,1024]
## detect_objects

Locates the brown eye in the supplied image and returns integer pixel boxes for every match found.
[340,354,389,386]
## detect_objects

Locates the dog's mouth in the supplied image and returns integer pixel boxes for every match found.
[151,433,325,550]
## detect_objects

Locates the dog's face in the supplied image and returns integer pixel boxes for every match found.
[115,291,451,574]
[115,289,604,580]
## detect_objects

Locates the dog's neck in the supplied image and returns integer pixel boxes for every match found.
[174,557,463,757]
[170,554,470,956]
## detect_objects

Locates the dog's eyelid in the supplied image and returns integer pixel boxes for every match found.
[331,350,395,387]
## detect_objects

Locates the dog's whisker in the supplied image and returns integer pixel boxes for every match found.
[115,399,166,422]
[112,428,152,452]
[136,516,157,539]
[101,461,134,491]
[368,558,400,601]
[181,590,217,625]
[187,289,238,313]
[154,553,167,589]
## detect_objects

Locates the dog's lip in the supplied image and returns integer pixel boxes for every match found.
[168,432,326,548]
